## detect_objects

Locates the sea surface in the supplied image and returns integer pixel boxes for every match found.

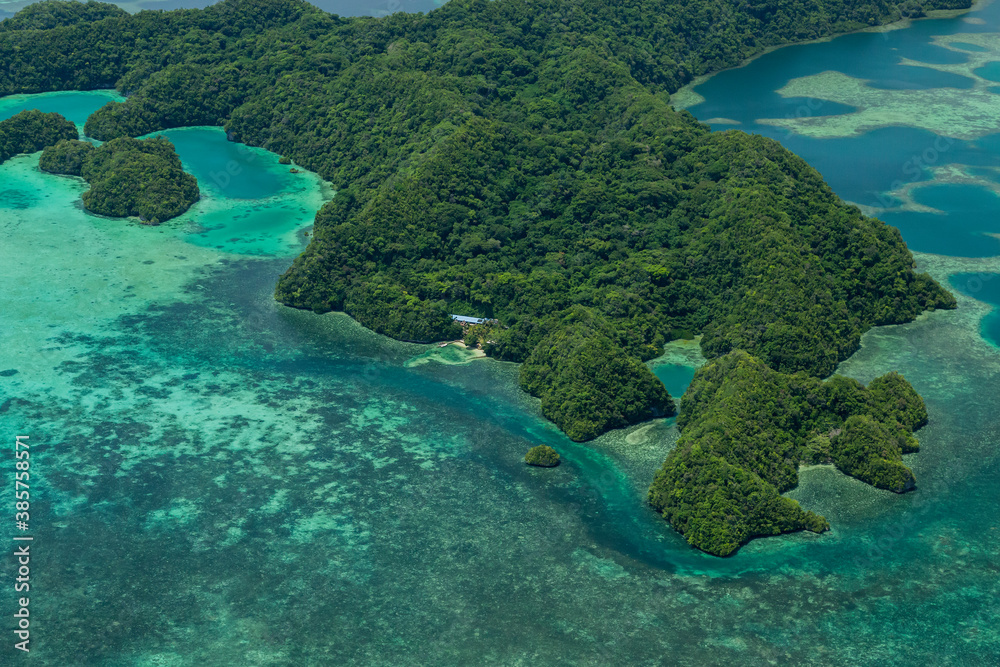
[1,2,999,665]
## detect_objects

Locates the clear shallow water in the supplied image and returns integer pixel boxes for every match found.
[149,127,332,255]
[0,89,123,126]
[652,362,697,399]
[2,12,1000,662]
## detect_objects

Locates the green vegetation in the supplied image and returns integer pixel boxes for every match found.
[0,0,965,552]
[84,64,248,140]
[519,307,675,441]
[0,109,77,164]
[0,0,125,32]
[40,135,199,223]
[80,136,199,224]
[39,138,94,175]
[831,415,918,492]
[648,351,927,555]
[867,371,929,431]
[341,278,461,343]
[525,445,560,467]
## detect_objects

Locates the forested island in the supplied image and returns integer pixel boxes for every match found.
[0,0,966,553]
[649,352,928,555]
[0,106,198,223]
[40,134,199,223]
[0,0,124,31]
[39,138,94,175]
[0,109,77,164]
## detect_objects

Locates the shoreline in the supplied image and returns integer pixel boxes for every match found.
[670,0,986,110]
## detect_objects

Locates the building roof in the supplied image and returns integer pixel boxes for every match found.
[450,314,489,325]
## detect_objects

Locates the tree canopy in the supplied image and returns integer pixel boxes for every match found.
[648,351,928,555]
[39,138,94,175]
[0,0,126,33]
[0,109,77,164]
[0,0,965,552]
[41,135,200,223]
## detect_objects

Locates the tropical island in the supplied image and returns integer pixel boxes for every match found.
[0,109,77,165]
[40,134,200,224]
[39,137,94,175]
[0,0,125,32]
[525,445,560,467]
[0,0,967,554]
[649,352,928,555]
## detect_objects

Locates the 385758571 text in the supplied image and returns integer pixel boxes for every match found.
[12,434,31,653]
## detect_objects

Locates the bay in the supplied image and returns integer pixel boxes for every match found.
[1,1,1000,663]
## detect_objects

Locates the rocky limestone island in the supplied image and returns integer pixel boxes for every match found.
[41,135,199,224]
[525,445,560,468]
[0,109,77,164]
[39,138,93,175]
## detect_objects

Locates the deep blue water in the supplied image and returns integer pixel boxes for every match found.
[974,60,1000,81]
[952,40,990,52]
[881,183,1000,257]
[685,0,1000,258]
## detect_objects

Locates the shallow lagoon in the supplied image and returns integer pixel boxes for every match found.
[1,4,1000,661]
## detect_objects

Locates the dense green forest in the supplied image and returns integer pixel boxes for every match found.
[518,306,675,441]
[41,135,200,223]
[648,352,928,555]
[39,138,94,175]
[524,444,560,467]
[0,0,965,551]
[0,0,125,32]
[0,109,77,164]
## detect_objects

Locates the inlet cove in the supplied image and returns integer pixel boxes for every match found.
[1,0,999,664]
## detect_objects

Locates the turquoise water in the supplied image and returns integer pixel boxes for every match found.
[150,127,330,255]
[951,272,1000,347]
[952,40,990,52]
[973,60,1000,81]
[150,127,291,200]
[3,6,1000,662]
[652,363,696,399]
[0,89,123,126]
